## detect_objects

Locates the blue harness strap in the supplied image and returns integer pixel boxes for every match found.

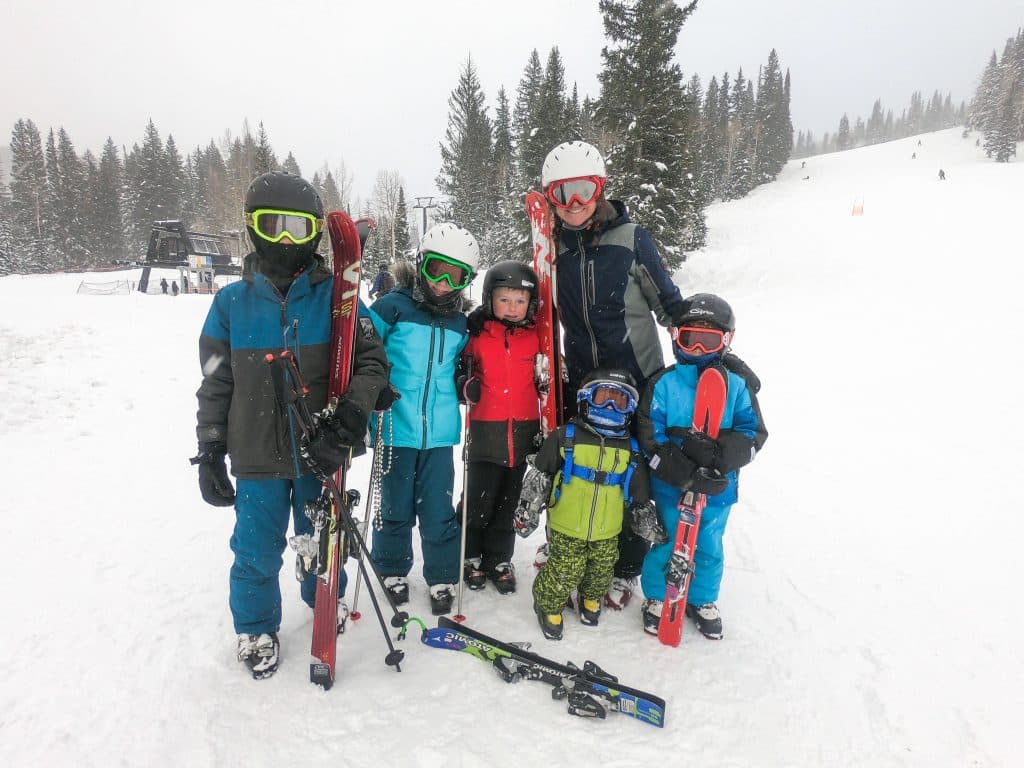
[555,423,639,505]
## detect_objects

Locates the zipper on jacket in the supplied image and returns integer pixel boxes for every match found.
[586,437,607,541]
[578,232,599,368]
[438,318,446,363]
[505,326,514,464]
[421,318,437,449]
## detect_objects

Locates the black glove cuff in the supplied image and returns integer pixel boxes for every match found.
[191,441,227,465]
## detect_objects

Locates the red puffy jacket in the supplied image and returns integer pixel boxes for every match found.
[462,319,542,467]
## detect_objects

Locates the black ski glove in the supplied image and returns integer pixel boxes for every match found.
[628,501,668,545]
[374,383,400,412]
[690,467,730,496]
[466,306,489,335]
[675,427,721,469]
[716,430,757,473]
[648,443,698,488]
[190,441,235,507]
[303,400,367,475]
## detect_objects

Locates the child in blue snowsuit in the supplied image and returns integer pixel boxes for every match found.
[365,223,480,616]
[638,293,767,639]
[193,171,388,680]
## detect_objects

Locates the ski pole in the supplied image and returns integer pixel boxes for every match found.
[349,415,386,621]
[454,359,473,622]
[267,352,411,634]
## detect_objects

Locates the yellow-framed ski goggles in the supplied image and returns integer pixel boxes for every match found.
[245,208,324,245]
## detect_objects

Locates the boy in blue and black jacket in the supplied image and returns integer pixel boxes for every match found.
[365,223,480,616]
[638,294,767,640]
[193,172,389,680]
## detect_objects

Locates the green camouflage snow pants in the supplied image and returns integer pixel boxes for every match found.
[532,530,619,614]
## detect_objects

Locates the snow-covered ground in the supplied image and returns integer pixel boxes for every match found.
[1,128,1021,767]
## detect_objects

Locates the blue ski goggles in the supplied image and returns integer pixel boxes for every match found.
[577,382,638,414]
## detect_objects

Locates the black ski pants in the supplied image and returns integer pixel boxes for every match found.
[461,460,524,573]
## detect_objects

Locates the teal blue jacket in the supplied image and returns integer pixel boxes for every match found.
[366,288,468,449]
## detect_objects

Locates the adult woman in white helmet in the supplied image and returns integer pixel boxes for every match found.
[540,139,691,611]
[364,222,480,616]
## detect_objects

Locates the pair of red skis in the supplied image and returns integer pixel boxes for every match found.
[525,191,726,648]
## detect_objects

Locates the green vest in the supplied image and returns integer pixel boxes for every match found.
[547,428,635,542]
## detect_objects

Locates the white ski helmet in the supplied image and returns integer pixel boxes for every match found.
[418,222,480,273]
[541,141,607,187]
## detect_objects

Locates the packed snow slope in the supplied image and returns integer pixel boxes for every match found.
[1,128,1021,767]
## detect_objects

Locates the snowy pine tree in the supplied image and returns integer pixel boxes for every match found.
[436,56,495,243]
[93,139,126,262]
[596,0,704,263]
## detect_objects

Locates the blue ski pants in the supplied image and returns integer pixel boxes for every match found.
[230,475,347,634]
[641,494,733,607]
[370,446,460,586]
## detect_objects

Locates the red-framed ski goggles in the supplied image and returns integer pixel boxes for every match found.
[545,176,606,209]
[674,326,731,355]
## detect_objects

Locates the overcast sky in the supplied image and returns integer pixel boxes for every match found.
[2,0,1019,206]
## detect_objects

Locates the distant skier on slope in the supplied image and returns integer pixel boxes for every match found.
[192,171,389,680]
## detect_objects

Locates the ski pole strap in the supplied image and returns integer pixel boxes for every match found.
[398,615,427,642]
[556,424,638,505]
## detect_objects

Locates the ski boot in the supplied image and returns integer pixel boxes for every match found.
[605,576,636,610]
[464,558,487,591]
[236,632,280,680]
[383,576,410,606]
[579,597,601,627]
[490,562,517,595]
[685,602,723,639]
[534,602,563,641]
[429,583,456,616]
[641,599,662,635]
[533,542,549,570]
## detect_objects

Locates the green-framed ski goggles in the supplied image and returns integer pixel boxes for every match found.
[420,251,474,290]
[245,208,324,245]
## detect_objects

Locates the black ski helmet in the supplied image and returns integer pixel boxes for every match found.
[482,260,539,323]
[678,293,735,333]
[243,171,325,278]
[244,171,324,218]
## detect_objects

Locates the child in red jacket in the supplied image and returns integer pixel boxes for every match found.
[457,261,546,594]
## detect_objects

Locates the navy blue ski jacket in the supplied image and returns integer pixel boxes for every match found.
[555,200,687,392]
